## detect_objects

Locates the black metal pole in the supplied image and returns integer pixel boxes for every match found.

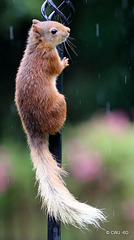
[40,1,75,240]
[47,216,61,240]
[48,44,63,240]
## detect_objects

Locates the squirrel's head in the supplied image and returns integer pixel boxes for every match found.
[31,19,70,48]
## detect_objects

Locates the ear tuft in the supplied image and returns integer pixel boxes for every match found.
[32,24,38,32]
[32,19,40,25]
[32,20,42,35]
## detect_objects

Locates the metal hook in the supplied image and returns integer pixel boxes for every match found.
[41,0,75,25]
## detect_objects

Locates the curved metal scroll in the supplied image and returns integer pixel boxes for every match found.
[41,0,75,24]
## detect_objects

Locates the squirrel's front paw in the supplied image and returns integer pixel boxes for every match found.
[62,57,69,68]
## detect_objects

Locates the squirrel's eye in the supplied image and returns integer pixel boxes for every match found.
[51,29,57,34]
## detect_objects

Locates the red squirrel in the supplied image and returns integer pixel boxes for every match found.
[15,19,106,229]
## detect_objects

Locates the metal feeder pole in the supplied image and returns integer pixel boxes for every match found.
[41,1,75,240]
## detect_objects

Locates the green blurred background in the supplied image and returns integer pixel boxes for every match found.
[0,0,134,239]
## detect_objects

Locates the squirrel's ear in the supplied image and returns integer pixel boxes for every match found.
[32,19,40,25]
[32,19,41,33]
[32,24,38,32]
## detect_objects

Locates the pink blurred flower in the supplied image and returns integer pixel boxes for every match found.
[68,142,103,182]
[122,200,134,221]
[103,110,130,133]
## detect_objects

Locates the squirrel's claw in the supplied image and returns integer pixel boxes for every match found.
[62,57,69,68]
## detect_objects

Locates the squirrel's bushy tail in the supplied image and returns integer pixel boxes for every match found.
[29,137,106,229]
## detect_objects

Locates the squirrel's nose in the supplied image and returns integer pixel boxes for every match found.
[67,27,70,34]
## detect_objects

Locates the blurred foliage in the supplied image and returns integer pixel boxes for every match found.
[62,111,134,239]
[1,111,134,239]
[0,0,134,239]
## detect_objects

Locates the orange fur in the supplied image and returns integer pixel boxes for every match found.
[15,20,106,229]
[15,21,70,139]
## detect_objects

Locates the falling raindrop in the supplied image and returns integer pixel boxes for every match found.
[79,99,82,105]
[124,75,127,84]
[76,89,78,96]
[106,101,110,113]
[10,26,14,40]
[96,23,99,37]
[98,73,101,79]
[10,102,17,114]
